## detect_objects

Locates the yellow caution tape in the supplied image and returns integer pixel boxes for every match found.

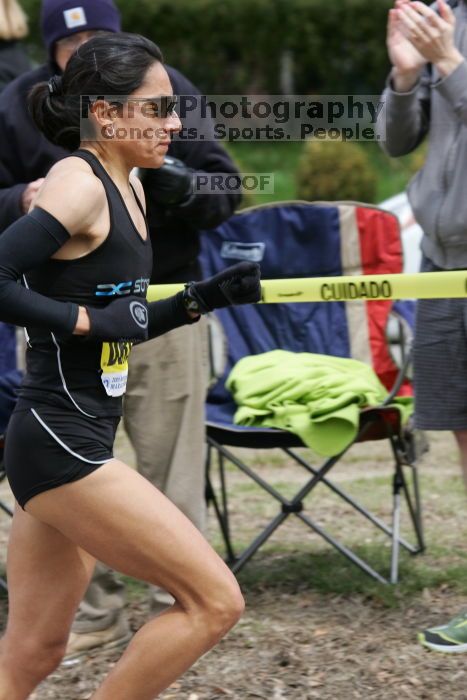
[147,270,467,304]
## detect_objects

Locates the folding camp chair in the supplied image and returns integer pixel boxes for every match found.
[201,201,426,585]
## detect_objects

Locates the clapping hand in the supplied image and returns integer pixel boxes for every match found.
[387,0,427,78]
[395,0,463,78]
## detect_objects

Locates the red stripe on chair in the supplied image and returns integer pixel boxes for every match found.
[356,206,412,395]
[338,204,372,366]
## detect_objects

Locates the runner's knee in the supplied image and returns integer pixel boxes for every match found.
[190,571,245,642]
[9,634,68,681]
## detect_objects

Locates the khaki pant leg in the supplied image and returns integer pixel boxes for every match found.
[123,318,209,532]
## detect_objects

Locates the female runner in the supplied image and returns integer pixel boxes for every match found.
[0,32,260,700]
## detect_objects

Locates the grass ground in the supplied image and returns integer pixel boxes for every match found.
[0,426,463,699]
[0,135,450,699]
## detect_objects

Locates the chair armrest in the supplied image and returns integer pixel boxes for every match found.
[381,346,412,407]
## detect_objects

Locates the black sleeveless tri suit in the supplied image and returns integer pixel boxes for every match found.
[5,150,153,507]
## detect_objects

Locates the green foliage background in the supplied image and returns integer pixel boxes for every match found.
[21,0,425,205]
[296,139,377,203]
[22,0,393,94]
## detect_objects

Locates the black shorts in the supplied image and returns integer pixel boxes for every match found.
[5,406,119,508]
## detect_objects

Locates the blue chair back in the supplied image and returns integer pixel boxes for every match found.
[200,201,411,425]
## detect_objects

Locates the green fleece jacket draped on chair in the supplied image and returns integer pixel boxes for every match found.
[226,350,413,457]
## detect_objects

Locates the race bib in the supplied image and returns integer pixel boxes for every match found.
[100,341,133,397]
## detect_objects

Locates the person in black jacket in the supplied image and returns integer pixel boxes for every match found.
[0,0,242,657]
[0,0,30,91]
[0,0,30,378]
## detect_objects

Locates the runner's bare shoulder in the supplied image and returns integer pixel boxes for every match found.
[33,156,107,237]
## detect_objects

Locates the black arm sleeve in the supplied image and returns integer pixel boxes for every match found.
[0,207,79,335]
[147,292,199,341]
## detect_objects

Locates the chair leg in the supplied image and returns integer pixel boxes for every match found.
[230,512,289,574]
[398,464,425,554]
[297,512,389,584]
[391,438,425,555]
[206,430,425,582]
[391,466,404,584]
[285,447,418,554]
[410,465,425,552]
[205,444,237,563]
[219,452,231,545]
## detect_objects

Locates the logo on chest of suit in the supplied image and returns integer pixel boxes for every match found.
[95,278,150,297]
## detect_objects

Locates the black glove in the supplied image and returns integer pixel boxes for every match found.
[86,296,148,342]
[146,156,194,206]
[183,262,262,314]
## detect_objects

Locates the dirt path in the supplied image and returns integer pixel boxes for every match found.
[0,427,465,699]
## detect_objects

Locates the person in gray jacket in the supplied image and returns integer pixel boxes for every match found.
[380,0,467,653]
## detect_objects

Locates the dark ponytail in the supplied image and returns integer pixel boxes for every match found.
[29,32,163,151]
[29,79,82,151]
